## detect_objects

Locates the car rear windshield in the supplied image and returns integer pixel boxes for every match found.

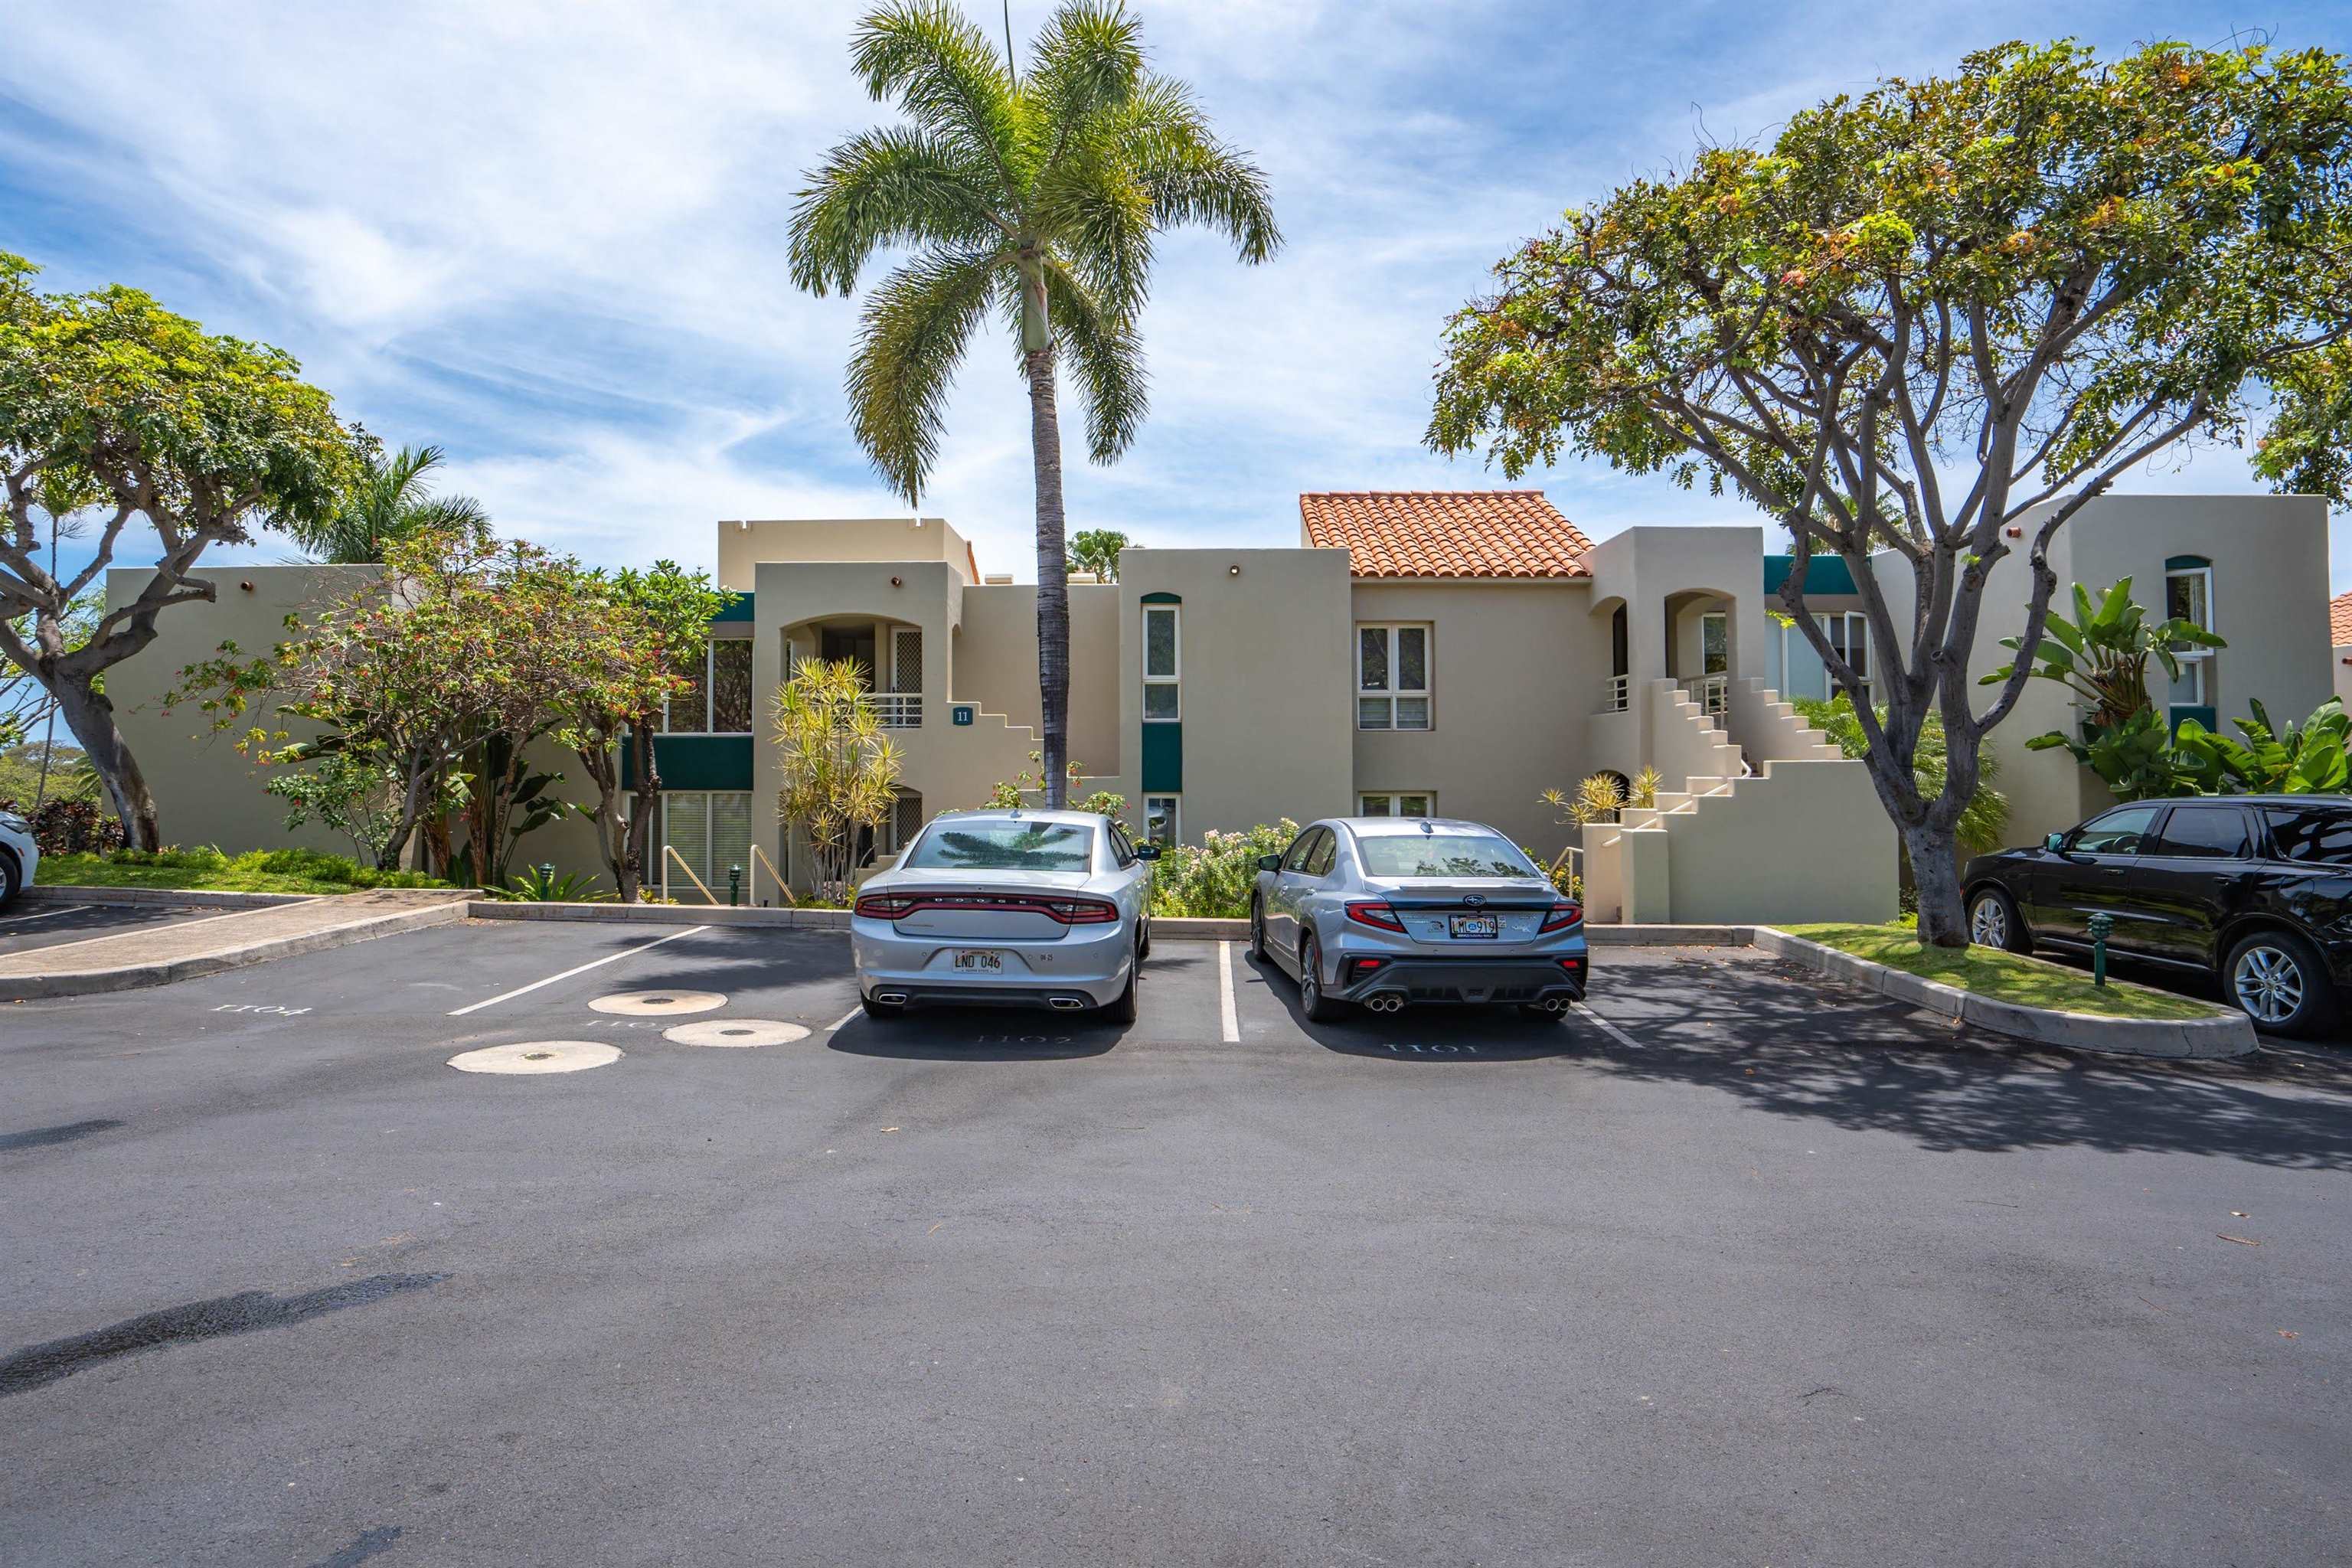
[903,822,1096,872]
[1355,831,1537,880]
[2262,808,2352,866]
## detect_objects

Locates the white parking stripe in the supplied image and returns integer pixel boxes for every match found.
[823,1004,862,1032]
[1217,940,1240,1043]
[447,925,710,1016]
[0,903,90,926]
[1572,1001,1641,1050]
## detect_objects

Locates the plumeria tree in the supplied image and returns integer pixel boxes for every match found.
[789,0,1278,805]
[0,254,351,847]
[1429,40,2352,945]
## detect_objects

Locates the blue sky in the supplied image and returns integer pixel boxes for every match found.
[5,0,2347,586]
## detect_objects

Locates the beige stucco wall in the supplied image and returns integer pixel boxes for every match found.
[1578,525,1770,783]
[100,564,606,876]
[717,516,973,591]
[1344,578,1602,853]
[2334,642,2352,713]
[950,582,1122,776]
[1117,548,1356,837]
[1874,494,2331,846]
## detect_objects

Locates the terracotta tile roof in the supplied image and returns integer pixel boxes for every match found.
[1298,491,1595,579]
[2332,590,2352,646]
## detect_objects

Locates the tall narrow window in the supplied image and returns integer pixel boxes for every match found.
[2166,558,2215,710]
[1821,613,1870,703]
[1144,794,1180,844]
[1699,612,1729,675]
[1143,605,1180,720]
[710,639,753,732]
[1357,624,1432,730]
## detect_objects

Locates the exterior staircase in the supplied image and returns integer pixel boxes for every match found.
[1581,678,1895,926]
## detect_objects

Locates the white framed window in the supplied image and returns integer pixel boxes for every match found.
[1359,792,1433,818]
[1822,612,1870,702]
[1357,623,1431,730]
[1699,611,1729,675]
[1143,794,1180,845]
[1143,605,1180,721]
[2166,560,2214,709]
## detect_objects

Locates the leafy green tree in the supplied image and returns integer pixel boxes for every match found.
[1990,577,2222,730]
[1067,528,1129,580]
[1426,40,2352,945]
[2178,698,2352,794]
[789,0,1279,807]
[0,253,352,847]
[1791,694,2011,858]
[773,657,904,902]
[286,436,489,564]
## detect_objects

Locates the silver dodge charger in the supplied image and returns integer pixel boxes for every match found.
[852,809,1159,1021]
[1250,816,1588,1021]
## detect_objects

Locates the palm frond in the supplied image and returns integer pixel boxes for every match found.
[789,126,1006,296]
[847,245,1008,502]
[849,1,1021,181]
[1024,0,1144,155]
[1119,76,1281,264]
[1031,130,1155,320]
[1041,260,1146,462]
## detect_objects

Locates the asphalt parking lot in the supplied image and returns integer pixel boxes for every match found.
[4,918,2349,1567]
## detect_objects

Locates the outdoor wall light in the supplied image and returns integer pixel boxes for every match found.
[890,575,903,587]
[1228,564,1241,577]
[238,580,254,592]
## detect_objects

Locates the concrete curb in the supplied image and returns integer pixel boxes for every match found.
[1748,926,2255,1060]
[4,897,471,999]
[466,900,851,929]
[20,884,318,909]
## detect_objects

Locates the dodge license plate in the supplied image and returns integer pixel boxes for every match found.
[953,949,1003,972]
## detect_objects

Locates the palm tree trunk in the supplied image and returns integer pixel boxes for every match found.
[1024,345,1071,809]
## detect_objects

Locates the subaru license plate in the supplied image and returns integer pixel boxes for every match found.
[1449,913,1499,939]
[953,949,1003,972]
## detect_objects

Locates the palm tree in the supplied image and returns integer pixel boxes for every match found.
[289,439,491,564]
[789,0,1278,805]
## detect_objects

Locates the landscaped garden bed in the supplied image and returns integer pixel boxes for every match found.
[1779,921,2223,1023]
[36,847,449,897]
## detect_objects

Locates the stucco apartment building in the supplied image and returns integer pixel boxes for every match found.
[104,490,2330,924]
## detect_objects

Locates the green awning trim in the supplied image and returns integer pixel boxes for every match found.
[622,733,754,792]
[711,591,753,622]
[1139,591,1182,603]
[1762,555,1857,595]
[2164,555,2211,571]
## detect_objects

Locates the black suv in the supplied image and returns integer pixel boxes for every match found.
[1962,796,2352,1037]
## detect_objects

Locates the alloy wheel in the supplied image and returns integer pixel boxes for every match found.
[2232,944,2305,1025]
[1968,897,2007,948]
[1299,937,1321,1011]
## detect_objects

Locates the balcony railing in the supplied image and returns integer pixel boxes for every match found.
[1684,673,1729,715]
[874,693,923,729]
[1600,674,1630,714]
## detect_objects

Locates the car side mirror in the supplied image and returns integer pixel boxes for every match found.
[2044,831,2067,853]
[1132,843,1161,861]
[1257,854,1282,872]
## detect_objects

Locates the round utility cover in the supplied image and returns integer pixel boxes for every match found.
[448,1040,622,1074]
[588,990,727,1017]
[662,1018,811,1048]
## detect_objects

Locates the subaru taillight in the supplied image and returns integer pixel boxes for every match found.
[1540,902,1583,933]
[1345,900,1406,932]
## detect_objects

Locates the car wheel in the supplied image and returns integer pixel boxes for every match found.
[1298,932,1344,1023]
[2225,930,2341,1039]
[1968,887,2030,953]
[0,850,18,910]
[859,991,904,1022]
[1102,963,1139,1025]
[1249,898,1268,962]
[1137,917,1152,962]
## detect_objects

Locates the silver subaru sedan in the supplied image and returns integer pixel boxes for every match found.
[1250,817,1587,1021]
[852,810,1159,1022]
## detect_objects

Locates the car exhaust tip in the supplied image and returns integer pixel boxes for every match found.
[874,991,910,1005]
[1365,993,1406,1014]
[1541,996,1572,1014]
[1047,996,1087,1011]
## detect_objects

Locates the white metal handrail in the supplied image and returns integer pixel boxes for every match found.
[1601,674,1630,714]
[874,693,923,729]
[1684,672,1729,714]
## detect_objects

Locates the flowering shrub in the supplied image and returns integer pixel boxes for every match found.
[1148,819,1298,918]
[0,795,125,856]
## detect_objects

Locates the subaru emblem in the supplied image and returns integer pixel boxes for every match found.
[1464,893,1485,908]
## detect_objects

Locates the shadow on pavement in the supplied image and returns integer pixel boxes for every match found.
[1586,952,2352,1170]
[1243,952,1576,1061]
[828,1011,1125,1062]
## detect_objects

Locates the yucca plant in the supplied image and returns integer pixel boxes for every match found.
[789,0,1279,807]
[482,866,610,903]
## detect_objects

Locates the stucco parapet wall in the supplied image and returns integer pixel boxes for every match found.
[1748,926,2255,1060]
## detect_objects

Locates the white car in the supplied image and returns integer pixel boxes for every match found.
[0,807,37,909]
[851,809,1160,1022]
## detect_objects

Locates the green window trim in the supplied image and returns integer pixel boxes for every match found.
[621,733,754,792]
[1139,590,1182,603]
[1141,721,1183,793]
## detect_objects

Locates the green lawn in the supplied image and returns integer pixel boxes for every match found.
[1780,922,2226,1021]
[36,848,450,897]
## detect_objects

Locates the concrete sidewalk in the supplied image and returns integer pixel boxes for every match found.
[0,888,471,998]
